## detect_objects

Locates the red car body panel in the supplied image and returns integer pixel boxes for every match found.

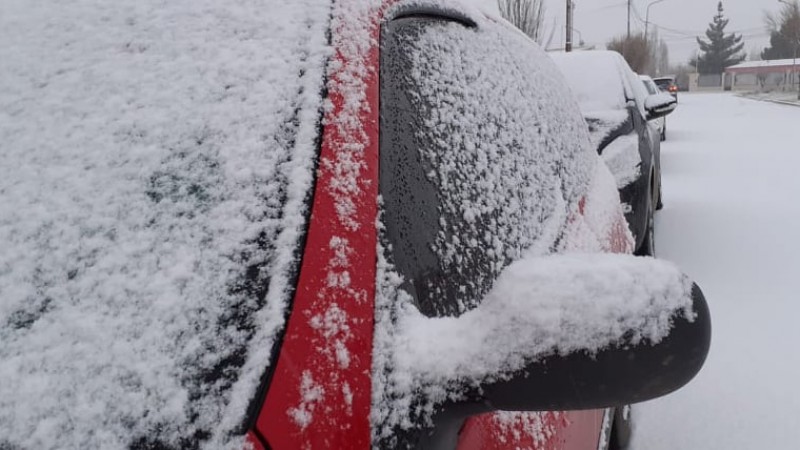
[251,3,629,449]
[254,8,382,450]
[457,410,605,450]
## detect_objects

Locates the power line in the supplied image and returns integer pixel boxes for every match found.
[584,1,628,14]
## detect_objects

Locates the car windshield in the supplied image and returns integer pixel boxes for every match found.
[549,52,639,152]
[549,51,629,113]
[0,1,329,448]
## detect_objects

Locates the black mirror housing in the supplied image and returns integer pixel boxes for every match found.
[483,283,711,411]
[645,93,678,120]
[374,253,712,449]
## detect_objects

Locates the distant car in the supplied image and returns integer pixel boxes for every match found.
[653,76,679,101]
[1,2,709,450]
[551,51,677,256]
[640,75,668,141]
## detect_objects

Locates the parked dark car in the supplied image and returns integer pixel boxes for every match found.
[551,51,677,256]
[654,76,679,101]
[0,2,707,450]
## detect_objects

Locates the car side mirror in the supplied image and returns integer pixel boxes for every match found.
[483,282,709,411]
[390,253,710,444]
[382,253,711,448]
[645,93,677,120]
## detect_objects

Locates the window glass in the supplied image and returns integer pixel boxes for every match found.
[643,80,658,95]
[380,17,594,317]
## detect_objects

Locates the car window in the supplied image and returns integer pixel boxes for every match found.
[379,16,594,318]
[654,79,671,89]
[642,79,658,95]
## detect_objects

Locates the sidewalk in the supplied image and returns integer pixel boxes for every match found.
[738,90,800,107]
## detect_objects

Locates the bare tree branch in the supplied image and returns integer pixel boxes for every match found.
[498,0,546,43]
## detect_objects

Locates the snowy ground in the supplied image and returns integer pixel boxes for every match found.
[631,93,800,449]
[740,90,800,107]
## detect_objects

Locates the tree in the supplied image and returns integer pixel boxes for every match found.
[498,0,545,43]
[647,27,671,76]
[607,33,651,73]
[761,0,800,60]
[692,1,745,74]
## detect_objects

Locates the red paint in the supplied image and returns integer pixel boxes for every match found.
[457,410,604,450]
[245,431,266,450]
[252,8,382,450]
[457,413,561,450]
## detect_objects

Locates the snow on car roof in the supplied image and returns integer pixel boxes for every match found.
[0,0,331,448]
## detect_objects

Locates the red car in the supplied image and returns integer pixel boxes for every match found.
[0,1,709,449]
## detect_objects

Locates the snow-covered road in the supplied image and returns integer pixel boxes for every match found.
[631,93,800,449]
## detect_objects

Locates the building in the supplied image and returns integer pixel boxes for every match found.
[724,58,800,91]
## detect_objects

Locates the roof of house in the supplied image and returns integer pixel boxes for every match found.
[727,58,800,72]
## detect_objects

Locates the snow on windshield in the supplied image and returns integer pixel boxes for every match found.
[549,51,629,113]
[550,51,644,152]
[0,1,331,448]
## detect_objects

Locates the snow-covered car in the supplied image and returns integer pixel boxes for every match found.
[0,1,709,450]
[550,51,677,256]
[640,75,669,141]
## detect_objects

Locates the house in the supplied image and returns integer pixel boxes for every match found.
[724,58,800,91]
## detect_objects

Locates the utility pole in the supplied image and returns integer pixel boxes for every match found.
[645,0,667,44]
[566,0,574,52]
[627,0,632,38]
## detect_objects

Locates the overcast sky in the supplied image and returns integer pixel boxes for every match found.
[541,0,780,65]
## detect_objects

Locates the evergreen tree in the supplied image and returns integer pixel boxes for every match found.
[761,1,800,60]
[692,1,745,74]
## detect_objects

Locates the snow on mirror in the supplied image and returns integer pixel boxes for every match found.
[382,253,710,441]
[645,92,678,119]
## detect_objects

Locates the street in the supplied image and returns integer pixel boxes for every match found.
[631,93,800,449]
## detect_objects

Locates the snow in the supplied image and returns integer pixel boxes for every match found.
[631,93,800,449]
[397,253,694,383]
[549,51,630,113]
[374,251,695,442]
[549,52,650,194]
[727,58,800,70]
[287,371,326,430]
[492,411,561,446]
[560,161,635,254]
[582,109,631,151]
[0,0,332,448]
[600,134,642,189]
